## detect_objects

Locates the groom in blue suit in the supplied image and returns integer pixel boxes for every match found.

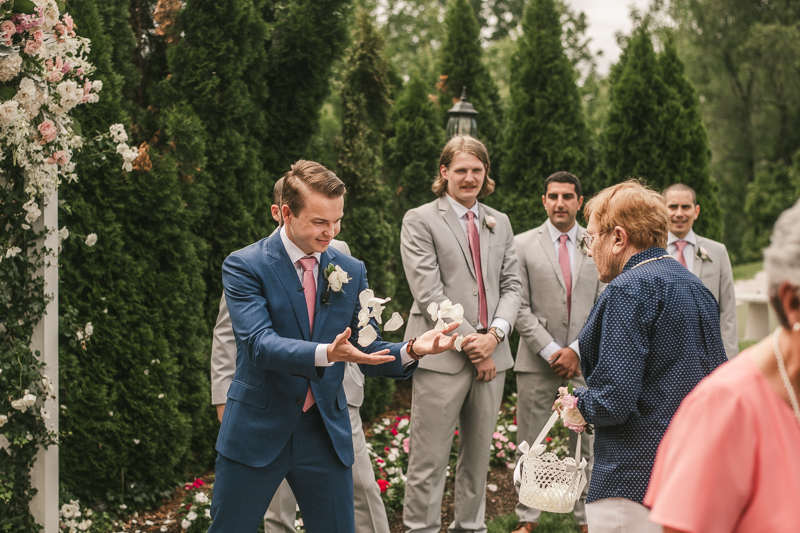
[209,161,461,533]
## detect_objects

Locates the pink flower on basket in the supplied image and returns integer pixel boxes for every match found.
[560,394,578,410]
[38,120,57,144]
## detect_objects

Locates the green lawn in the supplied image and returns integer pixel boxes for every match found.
[732,261,762,281]
[488,512,581,533]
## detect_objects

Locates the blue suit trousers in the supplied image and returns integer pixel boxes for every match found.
[208,405,355,533]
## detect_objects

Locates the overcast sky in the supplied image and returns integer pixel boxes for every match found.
[565,0,652,75]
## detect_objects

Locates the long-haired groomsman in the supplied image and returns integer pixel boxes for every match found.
[401,136,522,533]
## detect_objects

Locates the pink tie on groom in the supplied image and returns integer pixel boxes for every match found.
[466,211,488,329]
[675,240,688,269]
[298,256,318,412]
[558,234,572,319]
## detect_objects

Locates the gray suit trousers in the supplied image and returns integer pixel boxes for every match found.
[514,372,593,525]
[263,405,389,533]
[403,366,506,533]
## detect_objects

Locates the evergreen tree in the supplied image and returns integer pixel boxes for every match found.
[500,0,589,233]
[385,72,445,214]
[337,11,397,418]
[658,37,723,241]
[60,0,210,502]
[168,0,272,328]
[438,0,504,183]
[262,0,351,176]
[601,26,667,188]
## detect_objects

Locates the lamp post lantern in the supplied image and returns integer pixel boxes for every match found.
[446,86,479,139]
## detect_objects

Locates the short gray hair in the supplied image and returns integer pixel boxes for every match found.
[764,198,800,327]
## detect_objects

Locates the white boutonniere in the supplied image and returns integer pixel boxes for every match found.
[324,263,351,293]
[483,215,497,233]
[695,246,712,262]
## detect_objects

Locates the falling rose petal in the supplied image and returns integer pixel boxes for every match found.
[357,326,378,347]
[367,297,392,324]
[434,318,447,332]
[358,308,371,328]
[441,303,464,321]
[427,302,439,322]
[384,312,404,332]
[437,299,453,319]
[359,289,374,310]
[454,334,465,352]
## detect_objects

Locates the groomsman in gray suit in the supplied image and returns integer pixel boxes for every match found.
[512,172,603,533]
[662,183,738,358]
[401,136,522,533]
[210,178,390,533]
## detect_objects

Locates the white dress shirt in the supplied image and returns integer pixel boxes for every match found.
[280,227,414,368]
[444,193,511,336]
[667,230,697,274]
[539,219,581,361]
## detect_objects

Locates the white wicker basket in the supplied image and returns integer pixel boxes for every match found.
[513,411,587,513]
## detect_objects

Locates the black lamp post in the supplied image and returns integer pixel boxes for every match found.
[446,86,479,139]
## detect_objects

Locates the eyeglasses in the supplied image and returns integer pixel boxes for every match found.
[582,231,605,250]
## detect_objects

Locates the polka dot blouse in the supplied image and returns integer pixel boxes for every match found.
[575,247,728,504]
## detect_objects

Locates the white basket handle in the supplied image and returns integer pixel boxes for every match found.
[513,411,559,485]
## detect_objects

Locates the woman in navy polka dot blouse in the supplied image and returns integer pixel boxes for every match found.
[574,181,727,533]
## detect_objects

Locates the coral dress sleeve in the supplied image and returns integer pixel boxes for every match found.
[645,376,756,533]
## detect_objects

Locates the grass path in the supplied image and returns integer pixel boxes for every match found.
[488,511,582,533]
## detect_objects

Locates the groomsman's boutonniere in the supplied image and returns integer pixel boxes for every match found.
[695,246,712,262]
[483,215,497,234]
[322,264,351,305]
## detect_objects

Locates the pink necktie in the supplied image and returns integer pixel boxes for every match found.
[298,257,317,411]
[558,234,572,319]
[466,211,488,329]
[675,240,688,269]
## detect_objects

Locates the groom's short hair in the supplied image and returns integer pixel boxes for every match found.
[281,160,346,215]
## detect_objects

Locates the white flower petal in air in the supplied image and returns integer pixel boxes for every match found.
[357,308,371,328]
[357,325,378,347]
[434,318,447,332]
[384,312,404,332]
[367,297,391,323]
[441,303,464,322]
[359,289,374,310]
[437,299,453,319]
[454,335,465,352]
[426,302,439,321]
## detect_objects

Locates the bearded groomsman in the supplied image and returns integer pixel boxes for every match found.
[512,172,604,533]
[210,178,390,533]
[662,183,738,358]
[401,135,522,533]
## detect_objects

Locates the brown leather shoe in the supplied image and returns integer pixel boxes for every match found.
[579,525,589,533]
[511,522,538,533]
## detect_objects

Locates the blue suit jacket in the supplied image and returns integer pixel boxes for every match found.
[217,232,415,468]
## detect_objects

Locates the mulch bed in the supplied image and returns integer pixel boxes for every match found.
[122,378,519,532]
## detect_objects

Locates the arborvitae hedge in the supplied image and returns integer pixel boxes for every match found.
[168,0,271,328]
[337,11,398,419]
[657,37,723,241]
[500,0,589,233]
[602,27,723,240]
[60,0,210,503]
[438,0,504,183]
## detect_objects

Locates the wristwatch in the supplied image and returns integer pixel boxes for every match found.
[488,326,505,344]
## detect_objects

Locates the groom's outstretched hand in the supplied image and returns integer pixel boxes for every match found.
[327,328,396,365]
[412,321,465,357]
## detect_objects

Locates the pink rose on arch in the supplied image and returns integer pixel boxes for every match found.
[47,70,63,83]
[0,20,15,44]
[23,39,41,56]
[33,30,43,44]
[46,151,70,165]
[38,120,58,144]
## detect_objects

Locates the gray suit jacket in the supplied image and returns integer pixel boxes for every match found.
[514,222,606,373]
[209,238,366,406]
[400,195,522,374]
[694,235,738,358]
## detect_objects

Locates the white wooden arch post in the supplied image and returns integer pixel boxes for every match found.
[29,190,59,531]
